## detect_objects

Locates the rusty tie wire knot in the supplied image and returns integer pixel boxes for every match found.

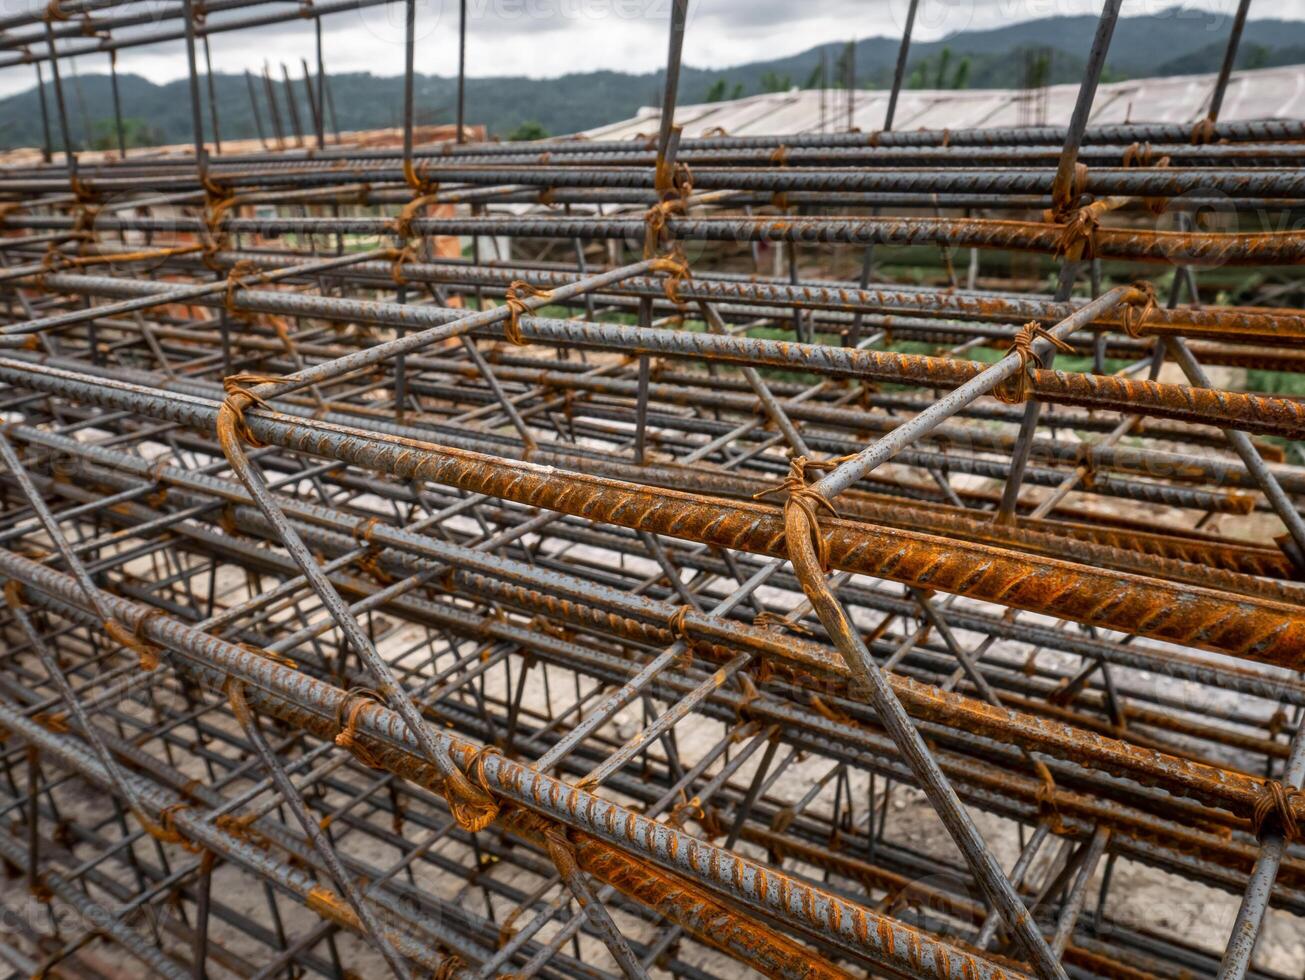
[1190,116,1218,145]
[497,913,523,949]
[432,954,465,980]
[733,673,762,726]
[103,607,166,672]
[1122,141,1154,168]
[808,693,855,730]
[387,158,440,283]
[201,176,236,270]
[475,607,508,641]
[644,160,693,259]
[1117,148,1174,214]
[3,579,25,611]
[37,200,97,290]
[993,321,1076,405]
[216,503,243,537]
[149,802,204,853]
[648,249,692,305]
[754,454,855,575]
[214,810,260,842]
[33,711,69,733]
[1032,759,1067,834]
[643,197,685,258]
[502,280,554,346]
[1120,280,1159,339]
[333,688,387,769]
[668,793,715,832]
[666,603,694,640]
[223,258,266,320]
[525,614,570,643]
[667,603,698,665]
[350,515,386,549]
[392,188,440,243]
[36,244,67,285]
[219,372,289,449]
[1055,200,1105,261]
[1251,779,1302,843]
[769,801,798,834]
[1050,160,1090,218]
[1267,707,1289,740]
[305,885,356,927]
[267,317,300,359]
[768,145,791,209]
[68,174,97,207]
[236,641,297,671]
[445,742,502,834]
[654,158,693,199]
[402,157,437,196]
[382,244,418,286]
[752,610,815,636]
[28,873,53,905]
[350,515,395,585]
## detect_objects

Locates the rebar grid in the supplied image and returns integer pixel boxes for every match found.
[0,1,1299,978]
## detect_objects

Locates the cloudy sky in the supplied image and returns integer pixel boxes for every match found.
[0,0,1300,96]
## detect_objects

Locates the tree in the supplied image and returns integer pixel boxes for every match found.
[835,40,856,90]
[90,117,160,150]
[507,120,548,141]
[705,79,728,102]
[952,57,971,90]
[730,83,745,100]
[907,49,972,90]
[935,47,952,89]
[1244,43,1270,69]
[1026,50,1051,89]
[804,58,825,90]
[760,71,791,93]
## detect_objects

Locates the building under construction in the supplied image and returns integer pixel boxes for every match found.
[0,0,1301,977]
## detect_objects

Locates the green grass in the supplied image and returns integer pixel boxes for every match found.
[1245,369,1305,459]
[1248,369,1305,397]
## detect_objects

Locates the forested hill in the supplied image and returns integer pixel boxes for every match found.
[1,5,1302,149]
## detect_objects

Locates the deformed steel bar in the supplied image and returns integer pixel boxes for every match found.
[18,423,1301,753]
[0,546,1034,980]
[235,253,1305,345]
[1,4,1303,975]
[0,0,395,70]
[2,354,1301,665]
[12,213,1305,265]
[12,425,1305,892]
[1217,714,1305,979]
[18,274,1305,442]
[19,424,1305,735]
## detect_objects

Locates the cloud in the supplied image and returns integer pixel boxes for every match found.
[0,0,1298,97]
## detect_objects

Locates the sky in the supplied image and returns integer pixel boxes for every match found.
[0,0,1300,97]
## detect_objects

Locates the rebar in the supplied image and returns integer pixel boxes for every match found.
[0,1,1300,978]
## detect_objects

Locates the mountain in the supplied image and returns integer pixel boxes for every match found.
[1,5,1303,150]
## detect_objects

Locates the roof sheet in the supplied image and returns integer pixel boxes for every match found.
[580,63,1305,139]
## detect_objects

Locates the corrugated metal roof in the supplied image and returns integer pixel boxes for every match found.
[581,63,1305,139]
[0,124,483,167]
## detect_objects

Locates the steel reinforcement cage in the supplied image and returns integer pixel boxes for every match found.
[0,0,1300,978]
